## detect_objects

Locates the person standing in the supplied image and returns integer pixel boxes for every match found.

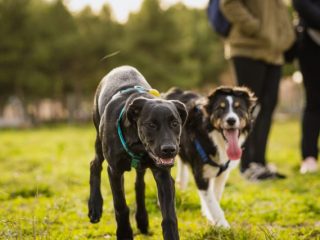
[293,0,320,174]
[220,0,295,180]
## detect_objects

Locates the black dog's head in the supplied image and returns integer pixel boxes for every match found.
[205,86,257,160]
[126,97,187,168]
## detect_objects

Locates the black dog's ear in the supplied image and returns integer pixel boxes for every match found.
[126,97,148,124]
[171,100,188,126]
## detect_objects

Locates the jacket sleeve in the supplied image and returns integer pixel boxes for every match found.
[293,0,320,30]
[220,0,260,36]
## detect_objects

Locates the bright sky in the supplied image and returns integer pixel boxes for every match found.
[65,0,207,23]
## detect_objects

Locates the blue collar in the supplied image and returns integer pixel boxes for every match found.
[116,86,160,169]
[117,107,143,169]
[194,139,230,177]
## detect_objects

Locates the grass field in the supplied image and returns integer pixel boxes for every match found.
[0,120,320,239]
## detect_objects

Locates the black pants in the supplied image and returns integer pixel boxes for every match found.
[298,33,320,160]
[232,57,281,171]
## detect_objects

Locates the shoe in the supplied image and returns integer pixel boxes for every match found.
[300,157,318,174]
[242,163,286,181]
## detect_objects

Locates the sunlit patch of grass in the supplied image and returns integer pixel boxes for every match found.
[0,120,319,239]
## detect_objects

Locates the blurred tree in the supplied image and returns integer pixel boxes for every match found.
[24,0,76,100]
[0,0,228,103]
[168,3,226,88]
[72,4,123,98]
[0,0,32,103]
[0,0,268,122]
[123,0,199,90]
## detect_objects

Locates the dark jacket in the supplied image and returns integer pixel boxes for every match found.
[293,0,320,30]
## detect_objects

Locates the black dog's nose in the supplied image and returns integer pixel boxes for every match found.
[161,144,177,155]
[226,117,236,126]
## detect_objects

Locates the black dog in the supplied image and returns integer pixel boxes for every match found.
[88,66,187,240]
[164,86,256,227]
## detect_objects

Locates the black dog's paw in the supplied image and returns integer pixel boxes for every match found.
[88,196,103,223]
[117,228,134,240]
[136,211,149,234]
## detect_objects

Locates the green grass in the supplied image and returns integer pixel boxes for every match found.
[1,120,320,239]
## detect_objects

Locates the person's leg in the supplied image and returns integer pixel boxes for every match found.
[232,57,267,171]
[253,63,281,166]
[232,57,285,180]
[302,105,320,159]
[299,36,320,168]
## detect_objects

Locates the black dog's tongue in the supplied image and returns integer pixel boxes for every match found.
[224,129,242,160]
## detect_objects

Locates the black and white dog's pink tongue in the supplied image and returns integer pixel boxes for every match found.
[224,129,242,160]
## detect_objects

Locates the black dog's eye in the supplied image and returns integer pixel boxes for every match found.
[146,122,157,129]
[171,120,179,128]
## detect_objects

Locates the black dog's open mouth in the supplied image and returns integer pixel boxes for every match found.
[148,151,175,167]
[155,157,175,166]
[222,128,242,161]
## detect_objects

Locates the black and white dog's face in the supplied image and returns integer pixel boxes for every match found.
[127,97,187,168]
[205,86,256,160]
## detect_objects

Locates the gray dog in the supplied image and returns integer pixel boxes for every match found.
[88,66,187,240]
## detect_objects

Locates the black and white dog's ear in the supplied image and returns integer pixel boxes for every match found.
[237,87,258,115]
[171,100,188,126]
[126,97,148,124]
[205,87,228,115]
[248,93,258,115]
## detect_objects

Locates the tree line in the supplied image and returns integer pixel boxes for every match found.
[0,0,227,109]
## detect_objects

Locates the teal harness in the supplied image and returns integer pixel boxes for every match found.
[117,107,143,169]
[116,86,160,169]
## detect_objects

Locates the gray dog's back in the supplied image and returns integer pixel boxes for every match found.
[96,66,151,116]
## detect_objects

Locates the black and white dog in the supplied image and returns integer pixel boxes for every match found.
[88,66,187,240]
[164,86,256,227]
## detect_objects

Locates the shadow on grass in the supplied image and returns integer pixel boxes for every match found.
[9,185,53,199]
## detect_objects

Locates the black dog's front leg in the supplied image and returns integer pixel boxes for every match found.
[135,169,149,234]
[88,136,104,223]
[108,166,133,240]
[151,168,179,240]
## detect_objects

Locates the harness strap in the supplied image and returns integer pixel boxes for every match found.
[117,107,143,169]
[194,139,230,177]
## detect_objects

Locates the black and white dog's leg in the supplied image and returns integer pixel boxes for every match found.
[193,173,212,222]
[198,179,230,228]
[107,166,133,239]
[135,169,149,234]
[88,135,104,223]
[214,170,230,202]
[152,168,179,240]
[176,158,189,190]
